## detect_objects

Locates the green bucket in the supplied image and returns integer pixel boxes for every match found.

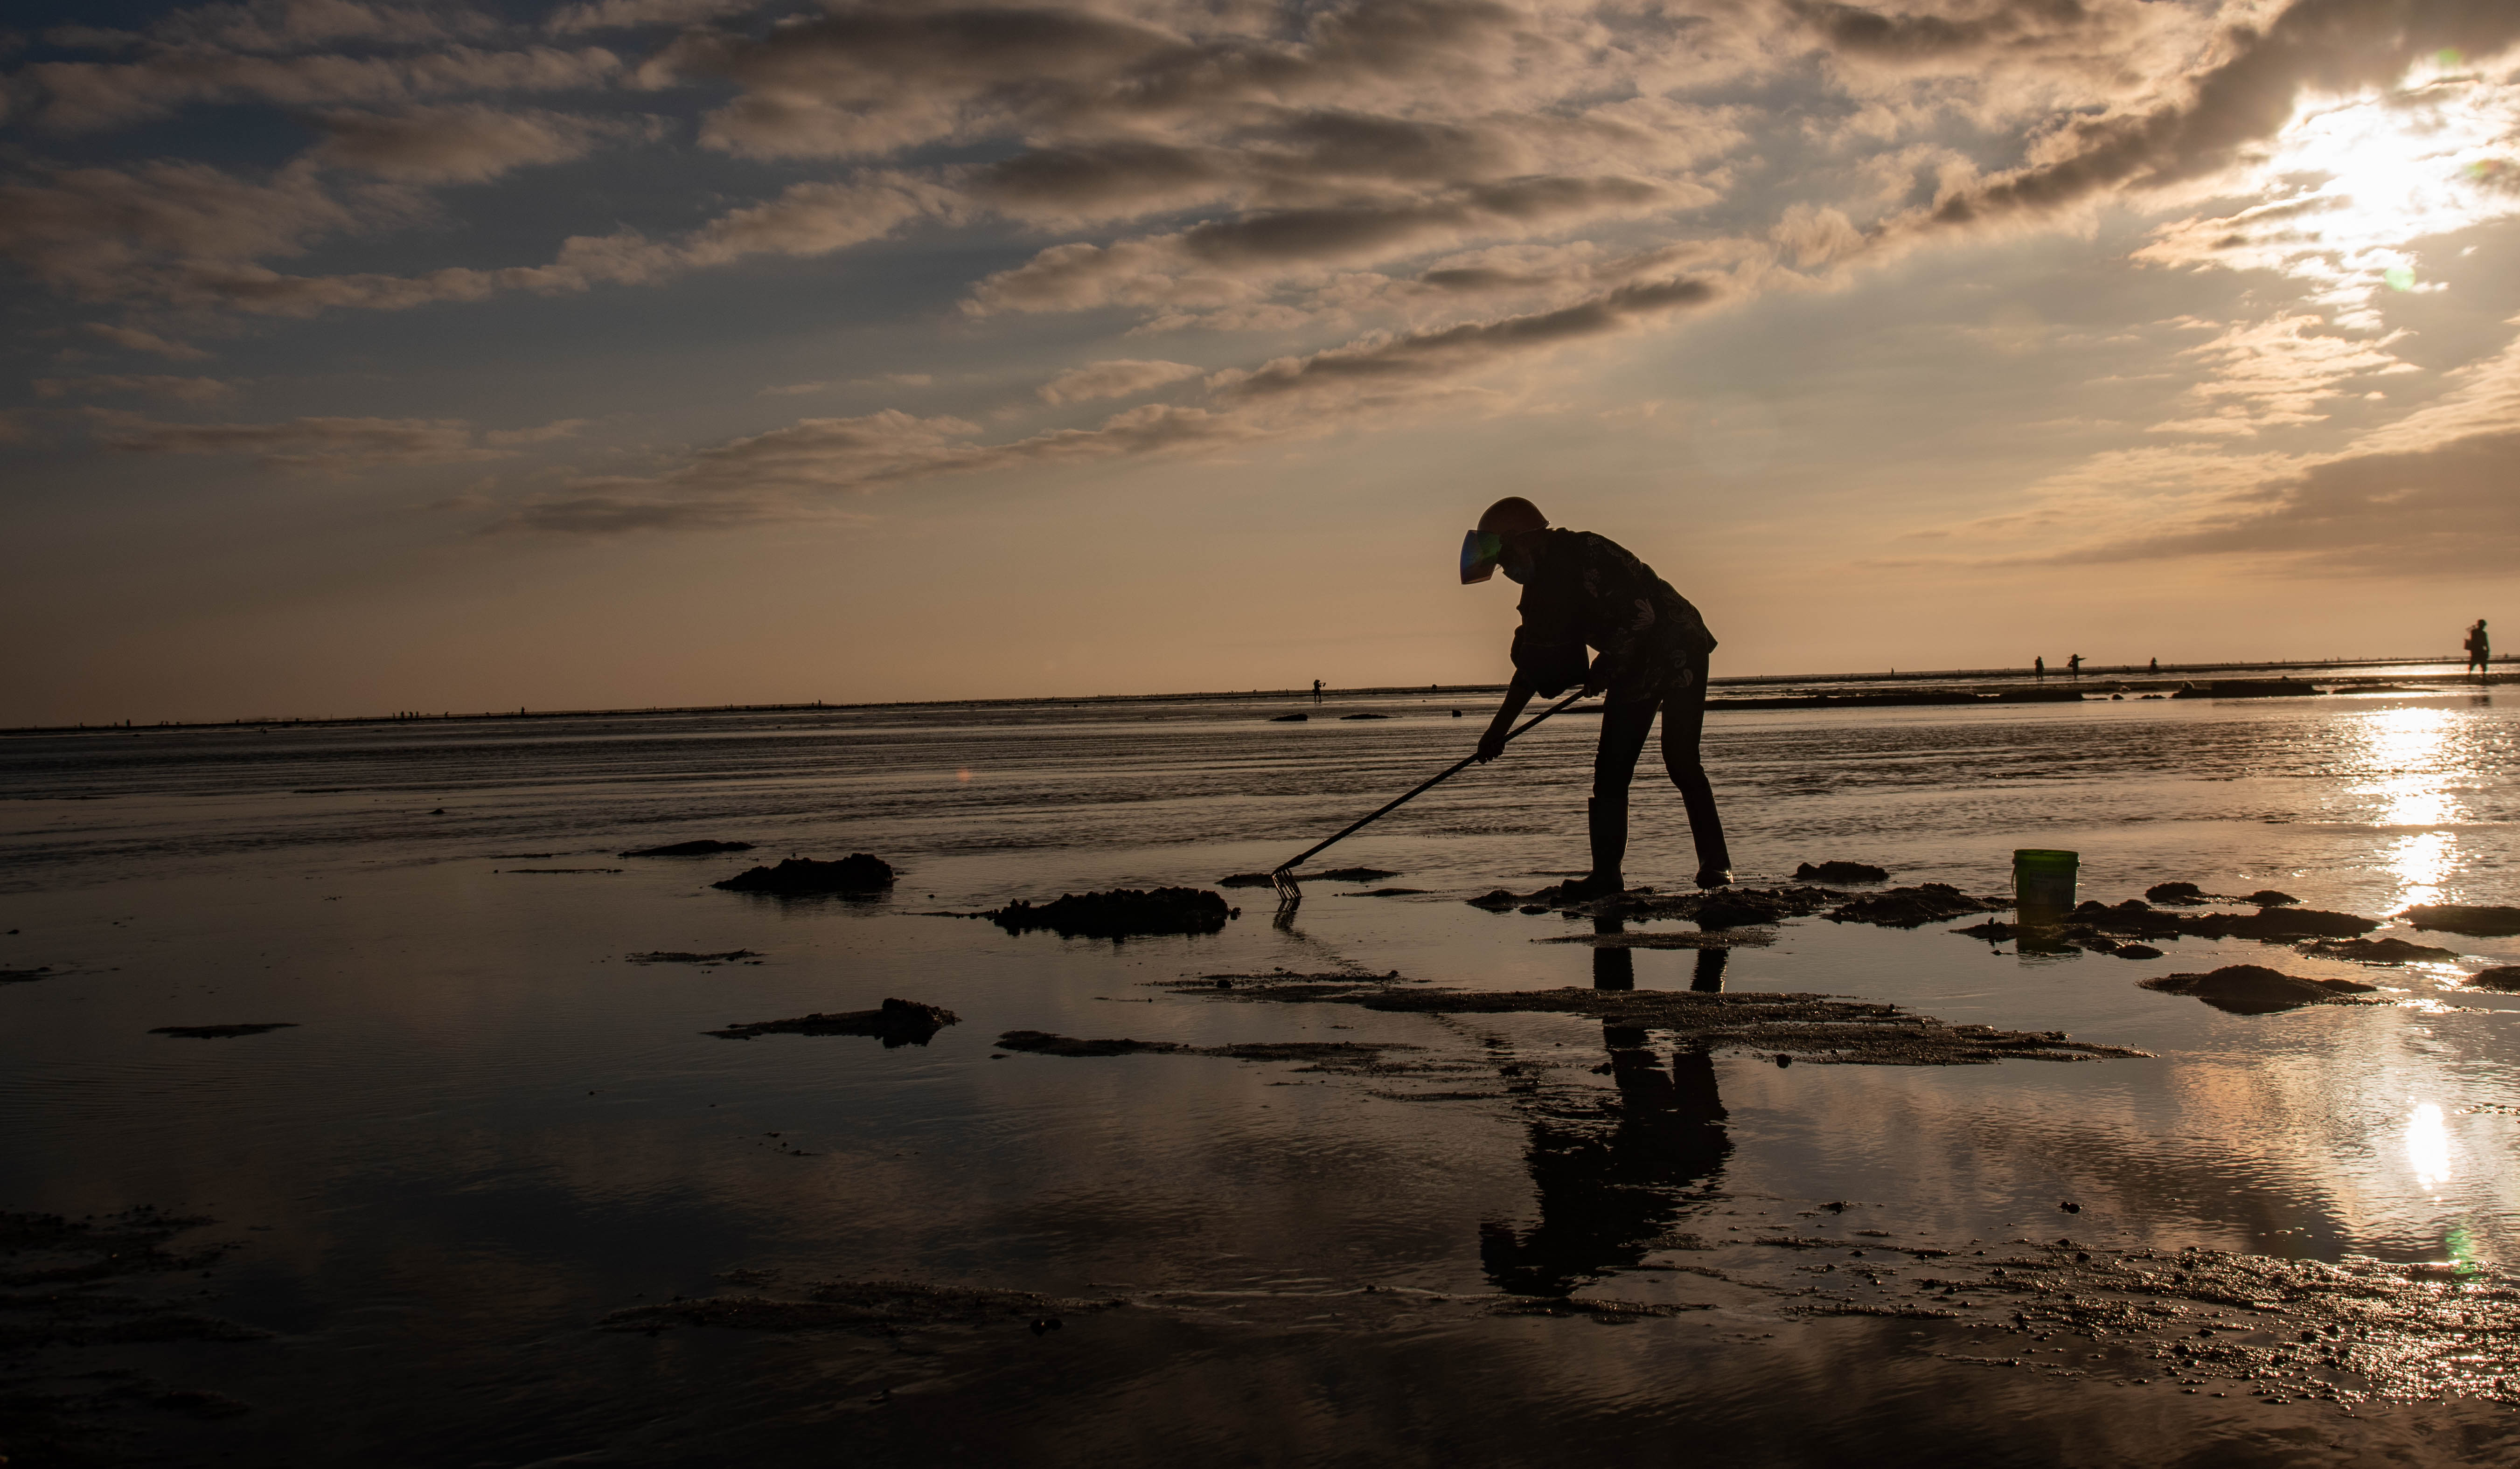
[2013,849,2078,926]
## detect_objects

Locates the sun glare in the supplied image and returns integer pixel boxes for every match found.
[2140,62,2520,316]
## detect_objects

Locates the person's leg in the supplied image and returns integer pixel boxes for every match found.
[1658,654,1731,884]
[1586,697,1654,891]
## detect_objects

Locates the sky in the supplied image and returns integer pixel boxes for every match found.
[3,0,2516,725]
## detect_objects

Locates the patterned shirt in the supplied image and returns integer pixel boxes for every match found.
[1511,529,1715,702]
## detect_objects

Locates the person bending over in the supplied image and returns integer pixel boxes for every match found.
[1462,496,1731,895]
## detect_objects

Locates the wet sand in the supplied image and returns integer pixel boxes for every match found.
[3,673,2518,1464]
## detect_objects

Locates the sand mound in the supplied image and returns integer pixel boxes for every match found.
[621,839,754,857]
[1795,860,1888,884]
[707,998,958,1046]
[712,854,896,894]
[989,887,1234,939]
[2140,965,2377,1015]
[2400,904,2520,937]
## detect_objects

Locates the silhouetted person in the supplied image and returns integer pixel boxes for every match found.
[1464,497,1730,894]
[2067,653,2082,676]
[2034,656,2045,678]
[2467,620,2491,679]
[2148,657,2158,673]
[1312,678,1323,698]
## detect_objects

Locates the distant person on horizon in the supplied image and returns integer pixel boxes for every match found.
[2034,656,2045,678]
[1312,679,1323,698]
[2067,653,2083,676]
[2467,620,2491,679]
[2149,657,2158,673]
[1462,497,1729,894]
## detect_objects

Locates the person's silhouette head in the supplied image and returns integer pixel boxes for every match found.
[1461,496,1550,585]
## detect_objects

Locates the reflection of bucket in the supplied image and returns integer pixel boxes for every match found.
[2014,849,2078,928]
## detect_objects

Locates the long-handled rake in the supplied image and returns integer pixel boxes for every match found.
[1269,690,1590,911]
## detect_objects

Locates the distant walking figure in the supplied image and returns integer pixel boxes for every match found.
[2148,657,2158,673]
[2466,620,2491,679]
[2034,656,2045,678]
[1463,497,1729,894]
[2067,653,2083,676]
[1312,679,1324,697]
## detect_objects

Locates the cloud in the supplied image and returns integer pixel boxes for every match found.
[1211,275,1719,401]
[1912,0,2520,236]
[0,159,404,301]
[968,174,1696,315]
[18,44,623,133]
[34,374,238,403]
[544,0,761,36]
[139,1,490,55]
[2147,313,2417,436]
[1037,359,1202,404]
[79,323,213,360]
[308,103,642,183]
[481,417,590,444]
[7,167,953,316]
[90,411,512,471]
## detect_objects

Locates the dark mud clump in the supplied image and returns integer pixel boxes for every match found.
[1268,712,1308,722]
[1216,873,1279,888]
[2177,907,2377,940]
[1824,884,2011,929]
[0,966,54,985]
[2146,881,2209,905]
[2140,965,2379,1015]
[2244,889,2300,907]
[148,1023,298,1039]
[2466,966,2520,993]
[996,1030,1432,1074]
[629,949,763,964]
[2400,903,2520,937]
[1177,975,2145,1066]
[2297,937,2459,965]
[1314,866,1400,882]
[713,854,896,894]
[1347,887,1429,897]
[601,1279,1124,1335]
[1338,712,1391,720]
[620,838,755,857]
[707,998,958,1046]
[1795,860,1889,884]
[989,887,1233,939]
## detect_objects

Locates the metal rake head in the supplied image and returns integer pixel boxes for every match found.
[1270,867,1303,911]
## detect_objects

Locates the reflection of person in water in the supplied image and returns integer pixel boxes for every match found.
[1480,1030,1731,1297]
[2467,620,2491,679]
[1462,496,1730,894]
[1483,911,1733,1296]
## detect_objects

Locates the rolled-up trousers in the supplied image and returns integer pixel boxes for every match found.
[1592,652,1728,876]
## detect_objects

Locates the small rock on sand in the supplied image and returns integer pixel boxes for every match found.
[629,950,764,964]
[2399,904,2520,937]
[2139,965,2378,1015]
[620,839,755,857]
[713,854,896,894]
[989,887,1234,939]
[1795,861,1889,884]
[1338,713,1391,721]
[708,998,958,1046]
[1216,873,1278,887]
[150,1023,299,1039]
[1268,713,1308,722]
[2145,882,2208,905]
[2297,937,2459,965]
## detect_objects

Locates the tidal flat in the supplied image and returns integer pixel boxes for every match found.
[4,672,2518,1465]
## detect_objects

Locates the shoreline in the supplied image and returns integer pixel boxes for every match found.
[4,653,2504,739]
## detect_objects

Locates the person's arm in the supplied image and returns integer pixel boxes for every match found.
[1476,674,1535,762]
